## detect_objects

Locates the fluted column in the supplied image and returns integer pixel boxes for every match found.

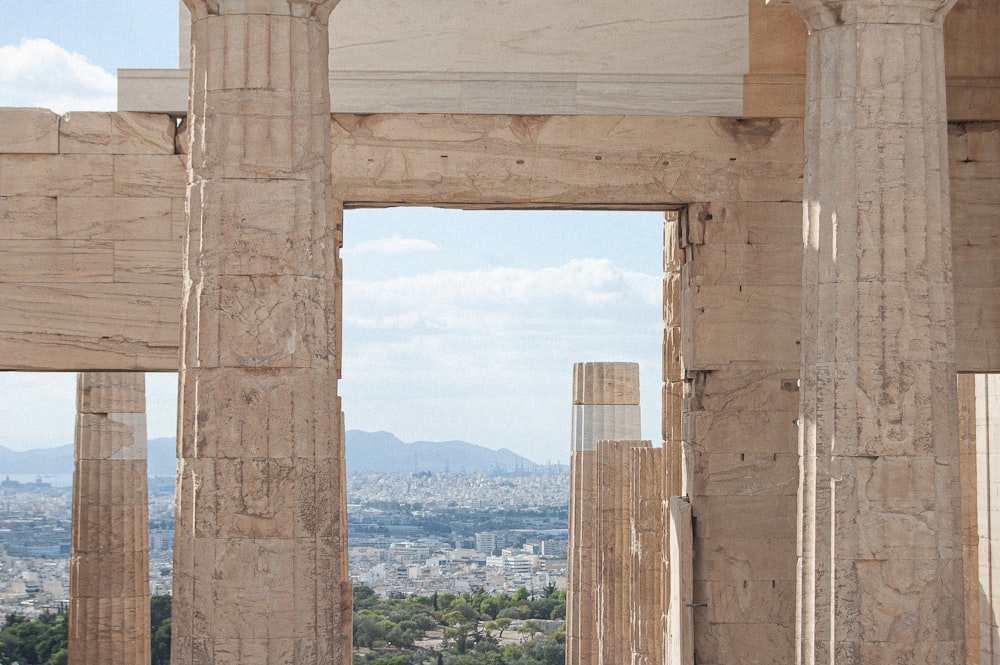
[567,362,641,665]
[174,1,348,664]
[629,445,664,665]
[596,439,649,665]
[69,372,150,665]
[594,441,651,665]
[791,1,964,662]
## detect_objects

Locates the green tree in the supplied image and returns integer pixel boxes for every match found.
[483,617,512,641]
[517,620,542,641]
[385,620,420,649]
[0,611,68,665]
[151,618,171,665]
[149,594,172,665]
[477,596,503,620]
[354,585,380,612]
[354,613,387,649]
[441,608,480,655]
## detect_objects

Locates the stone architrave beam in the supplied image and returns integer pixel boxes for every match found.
[790,1,966,662]
[172,1,350,664]
[69,372,150,665]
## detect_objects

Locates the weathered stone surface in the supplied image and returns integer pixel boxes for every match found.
[330,114,805,206]
[679,195,800,662]
[567,449,597,665]
[684,371,799,457]
[569,364,666,665]
[60,112,176,155]
[629,446,665,665]
[114,154,187,197]
[568,362,641,665]
[173,2,348,664]
[57,197,173,240]
[957,373,1000,665]
[136,0,750,116]
[743,0,806,118]
[0,108,59,154]
[0,282,180,348]
[792,1,967,661]
[596,440,649,665]
[0,196,57,239]
[944,1,1000,121]
[667,498,693,665]
[2,114,996,373]
[69,372,150,665]
[663,211,685,502]
[0,154,114,197]
[572,362,641,406]
[684,284,800,371]
[0,240,113,282]
[113,240,183,284]
[744,0,1000,121]
[0,2,995,663]
[571,363,642,454]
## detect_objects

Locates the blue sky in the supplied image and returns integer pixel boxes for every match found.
[0,2,665,464]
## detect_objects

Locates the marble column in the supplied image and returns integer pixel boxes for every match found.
[596,439,649,665]
[69,372,150,665]
[790,1,965,662]
[173,1,349,664]
[567,362,641,665]
[629,445,664,665]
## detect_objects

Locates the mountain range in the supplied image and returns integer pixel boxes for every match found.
[0,430,558,477]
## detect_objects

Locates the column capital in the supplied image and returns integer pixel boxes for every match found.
[789,0,956,30]
[182,0,340,21]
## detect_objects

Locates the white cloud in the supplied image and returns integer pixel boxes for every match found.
[344,235,441,256]
[0,39,116,113]
[339,254,665,460]
[344,258,661,329]
[340,256,664,448]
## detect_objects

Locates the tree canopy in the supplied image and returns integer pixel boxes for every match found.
[0,587,565,665]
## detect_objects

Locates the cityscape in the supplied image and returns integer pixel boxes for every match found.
[0,468,569,619]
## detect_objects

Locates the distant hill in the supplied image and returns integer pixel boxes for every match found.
[0,444,73,476]
[345,430,544,474]
[1,431,560,478]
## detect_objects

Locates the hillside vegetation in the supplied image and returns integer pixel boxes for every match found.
[0,589,564,665]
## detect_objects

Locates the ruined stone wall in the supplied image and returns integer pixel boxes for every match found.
[671,119,996,663]
[0,108,184,370]
[678,200,802,665]
[1,109,998,663]
[4,112,993,374]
